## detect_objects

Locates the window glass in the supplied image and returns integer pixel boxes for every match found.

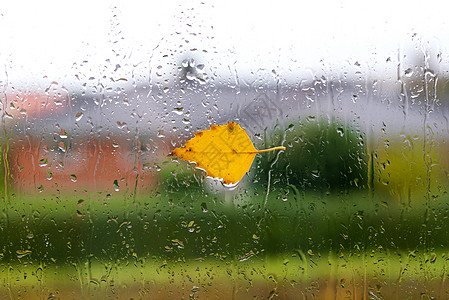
[1,1,449,298]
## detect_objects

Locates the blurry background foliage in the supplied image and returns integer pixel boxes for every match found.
[254,117,368,193]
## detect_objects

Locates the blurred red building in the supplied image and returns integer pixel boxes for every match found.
[6,89,157,195]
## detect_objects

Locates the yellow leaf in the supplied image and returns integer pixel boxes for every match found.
[172,122,285,185]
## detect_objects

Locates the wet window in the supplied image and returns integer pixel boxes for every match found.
[1,1,449,298]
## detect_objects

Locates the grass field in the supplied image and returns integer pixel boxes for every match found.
[1,187,448,299]
[1,252,448,299]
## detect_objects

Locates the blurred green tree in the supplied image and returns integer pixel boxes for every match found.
[255,117,368,193]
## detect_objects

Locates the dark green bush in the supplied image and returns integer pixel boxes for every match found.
[254,117,368,193]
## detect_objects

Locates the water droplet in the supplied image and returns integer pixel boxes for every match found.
[306,115,316,122]
[16,250,32,259]
[59,129,67,139]
[173,107,184,115]
[113,180,120,191]
[171,239,184,249]
[430,253,437,264]
[117,121,127,129]
[404,68,413,77]
[39,158,48,167]
[75,112,83,121]
[70,174,77,182]
[337,127,344,137]
[222,181,239,189]
[58,142,66,152]
[238,251,255,261]
[200,202,208,212]
[186,72,196,81]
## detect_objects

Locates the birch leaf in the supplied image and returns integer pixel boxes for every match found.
[172,122,285,185]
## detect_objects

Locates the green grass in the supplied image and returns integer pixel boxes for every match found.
[1,251,449,299]
[1,187,449,298]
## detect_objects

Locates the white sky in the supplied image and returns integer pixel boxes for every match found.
[1,0,448,86]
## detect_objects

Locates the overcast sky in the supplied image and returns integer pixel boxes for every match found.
[1,0,448,86]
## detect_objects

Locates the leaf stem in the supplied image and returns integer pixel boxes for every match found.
[256,146,286,153]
